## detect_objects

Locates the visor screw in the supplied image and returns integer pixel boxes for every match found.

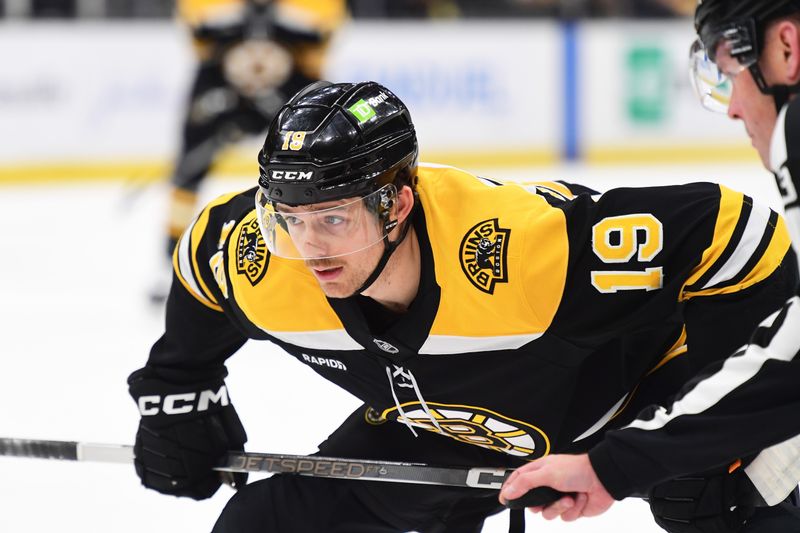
[273,189,282,197]
[304,189,313,197]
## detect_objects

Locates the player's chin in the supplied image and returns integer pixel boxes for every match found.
[318,280,358,299]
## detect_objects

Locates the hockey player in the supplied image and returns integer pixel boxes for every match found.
[129,81,800,532]
[503,2,800,530]
[151,0,346,301]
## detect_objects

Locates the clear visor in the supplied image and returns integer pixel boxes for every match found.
[255,184,396,260]
[689,38,755,113]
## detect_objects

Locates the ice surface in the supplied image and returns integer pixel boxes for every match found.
[0,162,781,532]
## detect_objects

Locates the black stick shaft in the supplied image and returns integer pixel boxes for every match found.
[0,437,510,488]
[0,437,567,506]
[219,451,513,489]
[505,487,573,509]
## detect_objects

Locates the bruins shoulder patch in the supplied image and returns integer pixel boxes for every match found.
[236,216,269,286]
[459,218,511,294]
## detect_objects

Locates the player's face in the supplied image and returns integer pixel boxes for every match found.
[258,184,396,262]
[303,234,384,298]
[279,198,384,298]
[725,64,777,167]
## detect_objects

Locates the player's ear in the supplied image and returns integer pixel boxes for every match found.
[395,185,415,224]
[775,19,800,83]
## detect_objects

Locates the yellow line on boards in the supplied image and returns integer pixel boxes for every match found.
[584,144,759,165]
[0,144,759,184]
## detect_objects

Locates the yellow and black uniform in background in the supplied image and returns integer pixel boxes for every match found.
[164,0,347,258]
[152,165,797,531]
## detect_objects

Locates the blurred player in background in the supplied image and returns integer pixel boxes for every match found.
[151,0,346,302]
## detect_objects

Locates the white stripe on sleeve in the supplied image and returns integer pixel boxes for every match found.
[176,222,216,307]
[626,297,800,433]
[702,201,772,289]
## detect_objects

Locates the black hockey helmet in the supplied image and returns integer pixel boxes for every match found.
[255,81,419,284]
[691,0,800,111]
[257,80,418,207]
[695,0,800,63]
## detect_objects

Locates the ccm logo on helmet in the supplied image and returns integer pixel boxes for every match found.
[137,385,229,416]
[270,170,314,181]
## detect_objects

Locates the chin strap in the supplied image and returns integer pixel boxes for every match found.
[355,203,416,295]
[748,64,800,112]
[772,84,800,112]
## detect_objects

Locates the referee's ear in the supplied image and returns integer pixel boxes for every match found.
[770,19,800,84]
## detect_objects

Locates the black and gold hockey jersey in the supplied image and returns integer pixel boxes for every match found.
[153,163,798,499]
[177,0,346,78]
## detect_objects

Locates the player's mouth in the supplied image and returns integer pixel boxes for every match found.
[312,266,343,281]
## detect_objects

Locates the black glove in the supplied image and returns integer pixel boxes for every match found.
[648,465,758,533]
[128,367,248,500]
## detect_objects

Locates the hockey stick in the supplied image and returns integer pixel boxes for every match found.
[0,437,564,507]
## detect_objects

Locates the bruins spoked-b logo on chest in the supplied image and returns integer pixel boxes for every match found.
[236,216,269,286]
[381,402,550,458]
[459,219,511,294]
